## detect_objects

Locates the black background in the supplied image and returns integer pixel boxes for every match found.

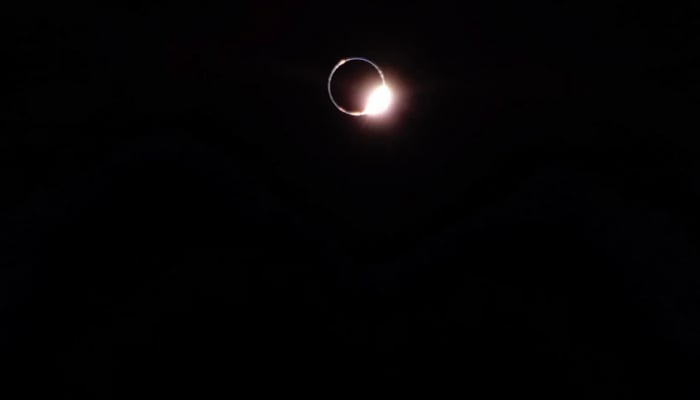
[3,2,698,397]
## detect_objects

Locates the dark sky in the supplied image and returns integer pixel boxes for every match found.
[3,2,698,397]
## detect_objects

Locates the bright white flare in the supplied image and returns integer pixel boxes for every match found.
[363,85,392,116]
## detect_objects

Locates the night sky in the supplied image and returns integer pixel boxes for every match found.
[3,2,697,397]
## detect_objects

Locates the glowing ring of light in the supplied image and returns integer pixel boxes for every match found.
[327,57,387,116]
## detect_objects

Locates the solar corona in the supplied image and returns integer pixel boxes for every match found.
[327,57,393,117]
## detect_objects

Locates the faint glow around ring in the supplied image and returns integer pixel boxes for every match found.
[328,57,393,117]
